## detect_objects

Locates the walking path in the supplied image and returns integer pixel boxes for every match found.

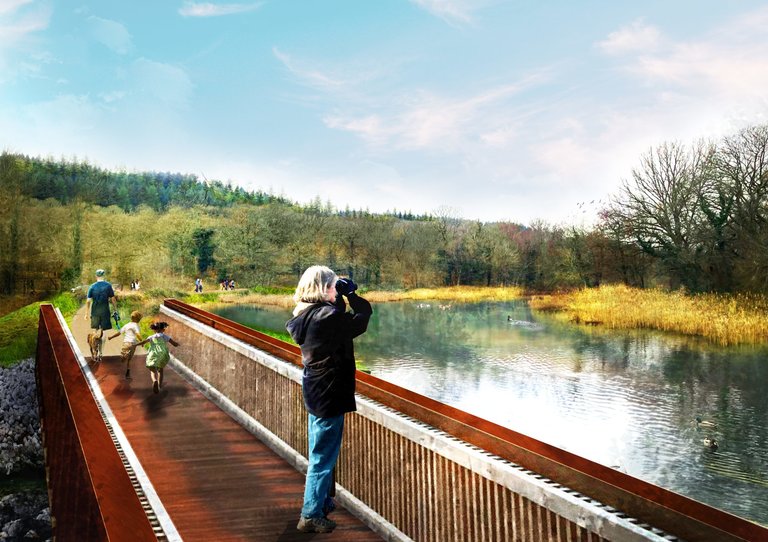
[70,306,381,541]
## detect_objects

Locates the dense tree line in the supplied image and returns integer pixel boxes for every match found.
[1,123,766,296]
[2,153,290,211]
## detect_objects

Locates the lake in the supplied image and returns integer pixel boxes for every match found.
[211,299,768,526]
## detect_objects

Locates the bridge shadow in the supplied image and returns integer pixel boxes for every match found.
[141,384,190,420]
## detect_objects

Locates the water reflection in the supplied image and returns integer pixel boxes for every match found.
[212,300,768,526]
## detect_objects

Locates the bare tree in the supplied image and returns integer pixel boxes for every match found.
[613,140,715,290]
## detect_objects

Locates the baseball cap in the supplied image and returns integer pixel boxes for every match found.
[95,269,106,277]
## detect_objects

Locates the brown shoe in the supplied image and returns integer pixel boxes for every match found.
[297,516,336,533]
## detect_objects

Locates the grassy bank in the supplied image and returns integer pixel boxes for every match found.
[530,284,768,346]
[0,293,80,366]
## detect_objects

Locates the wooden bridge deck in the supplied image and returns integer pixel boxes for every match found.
[88,355,381,541]
[71,310,380,541]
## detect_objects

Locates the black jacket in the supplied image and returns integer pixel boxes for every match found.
[286,293,372,418]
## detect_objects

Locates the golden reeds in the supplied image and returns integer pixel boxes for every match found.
[201,285,524,308]
[530,284,768,346]
[362,286,524,303]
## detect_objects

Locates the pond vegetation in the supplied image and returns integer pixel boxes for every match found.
[531,285,768,346]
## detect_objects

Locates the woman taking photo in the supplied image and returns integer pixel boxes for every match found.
[286,265,372,534]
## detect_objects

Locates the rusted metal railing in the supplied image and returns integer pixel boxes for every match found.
[162,298,768,542]
[35,304,158,541]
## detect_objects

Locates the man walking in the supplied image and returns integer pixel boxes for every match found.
[85,268,118,363]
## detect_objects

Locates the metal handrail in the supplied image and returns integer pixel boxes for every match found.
[164,298,768,542]
[36,304,158,541]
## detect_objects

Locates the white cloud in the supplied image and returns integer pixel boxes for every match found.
[271,47,391,97]
[0,0,32,16]
[532,137,590,177]
[87,16,132,55]
[178,1,263,18]
[0,1,51,82]
[0,1,49,49]
[634,41,768,101]
[608,8,768,124]
[596,19,661,55]
[130,58,194,107]
[99,90,127,104]
[272,47,346,91]
[409,0,474,25]
[323,73,547,151]
[480,125,518,147]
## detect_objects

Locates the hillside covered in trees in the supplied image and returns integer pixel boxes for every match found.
[1,123,766,297]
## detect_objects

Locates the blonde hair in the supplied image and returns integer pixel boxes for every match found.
[293,265,337,304]
[130,311,142,323]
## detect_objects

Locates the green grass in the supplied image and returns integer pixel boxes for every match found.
[0,292,80,366]
[243,324,294,344]
[144,287,187,300]
[249,285,294,296]
[185,292,226,304]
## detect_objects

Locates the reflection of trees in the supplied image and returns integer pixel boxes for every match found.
[358,302,477,368]
[215,305,292,335]
[218,300,768,483]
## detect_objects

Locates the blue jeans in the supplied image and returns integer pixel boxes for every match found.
[301,413,344,518]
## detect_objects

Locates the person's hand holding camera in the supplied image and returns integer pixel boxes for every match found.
[335,278,358,297]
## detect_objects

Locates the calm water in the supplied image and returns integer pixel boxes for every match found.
[213,300,768,526]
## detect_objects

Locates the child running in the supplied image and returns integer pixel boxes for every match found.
[107,310,143,379]
[134,321,180,394]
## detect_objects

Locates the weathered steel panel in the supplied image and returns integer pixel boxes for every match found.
[35,304,158,541]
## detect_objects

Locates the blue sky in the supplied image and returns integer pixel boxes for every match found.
[2,1,767,224]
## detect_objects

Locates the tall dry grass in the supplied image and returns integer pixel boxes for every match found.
[363,286,524,303]
[202,285,524,309]
[530,284,768,346]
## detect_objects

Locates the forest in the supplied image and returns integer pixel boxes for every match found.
[0,123,766,297]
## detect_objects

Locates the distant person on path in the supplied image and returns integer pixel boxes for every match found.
[107,311,143,379]
[228,278,236,290]
[286,266,372,533]
[134,321,179,394]
[85,268,118,363]
[134,278,140,290]
[194,277,202,293]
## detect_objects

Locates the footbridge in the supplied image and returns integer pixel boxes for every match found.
[34,300,768,541]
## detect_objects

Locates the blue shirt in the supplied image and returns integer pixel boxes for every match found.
[87,281,115,304]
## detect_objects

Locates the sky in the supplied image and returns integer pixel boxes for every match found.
[1,1,767,225]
